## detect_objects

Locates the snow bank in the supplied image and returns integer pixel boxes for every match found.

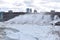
[1,14,60,40]
[5,14,51,25]
[5,24,60,40]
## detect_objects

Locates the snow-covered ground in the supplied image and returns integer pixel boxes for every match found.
[5,14,52,25]
[0,14,60,40]
[5,24,60,40]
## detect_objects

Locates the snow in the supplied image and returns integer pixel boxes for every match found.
[50,19,60,24]
[5,24,60,40]
[5,14,51,25]
[0,13,60,40]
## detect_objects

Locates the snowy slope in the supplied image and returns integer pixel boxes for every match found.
[6,24,60,40]
[5,14,51,25]
[1,14,60,40]
[5,24,59,40]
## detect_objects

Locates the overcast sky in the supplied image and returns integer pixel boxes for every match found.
[0,0,60,12]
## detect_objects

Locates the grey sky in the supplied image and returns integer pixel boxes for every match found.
[0,0,60,12]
